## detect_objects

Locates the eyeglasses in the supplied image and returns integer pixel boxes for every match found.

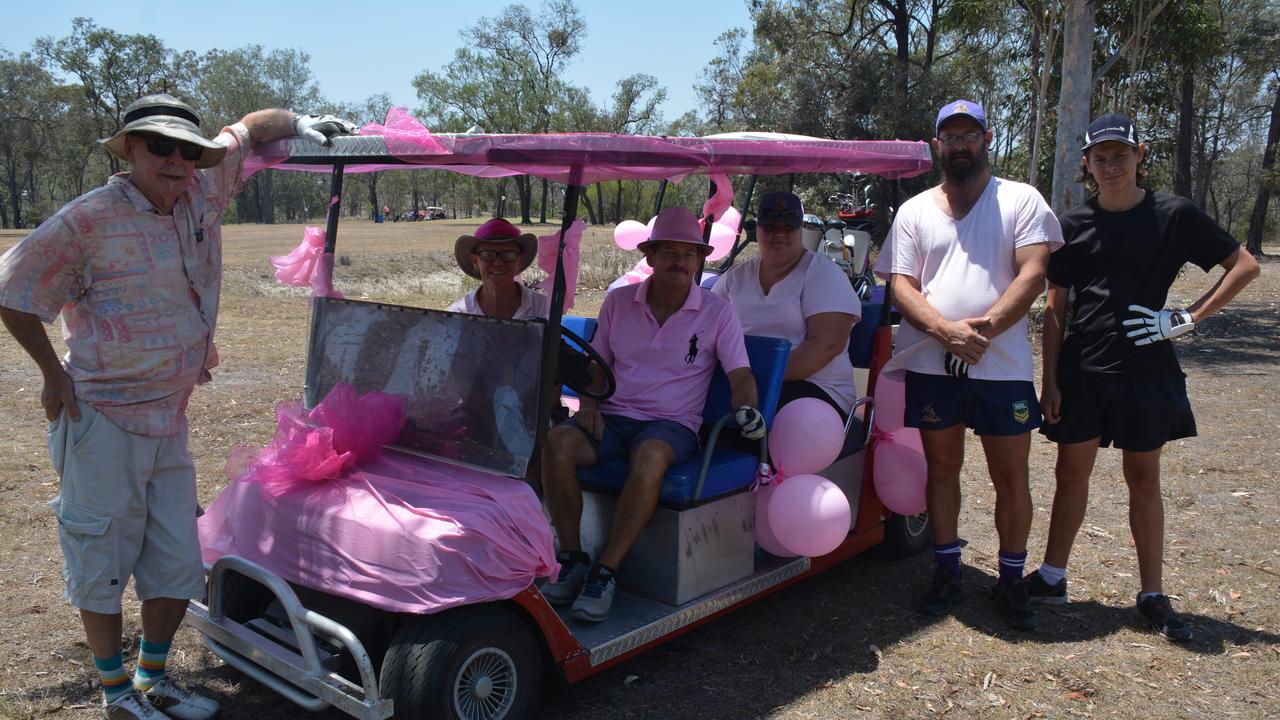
[473,249,521,263]
[136,134,204,162]
[938,132,983,146]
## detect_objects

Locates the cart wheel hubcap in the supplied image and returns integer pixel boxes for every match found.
[906,512,929,536]
[454,647,518,720]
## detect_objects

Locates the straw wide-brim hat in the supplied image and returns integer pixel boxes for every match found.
[99,94,227,169]
[454,218,539,279]
[637,206,713,255]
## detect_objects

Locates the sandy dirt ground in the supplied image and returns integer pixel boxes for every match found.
[0,221,1277,719]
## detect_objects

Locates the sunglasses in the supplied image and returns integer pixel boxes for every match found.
[473,249,521,263]
[135,134,204,162]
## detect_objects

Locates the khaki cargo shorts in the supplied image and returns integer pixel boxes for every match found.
[46,401,205,614]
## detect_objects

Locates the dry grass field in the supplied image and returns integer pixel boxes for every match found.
[0,220,1277,720]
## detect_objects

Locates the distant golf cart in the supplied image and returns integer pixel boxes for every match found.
[185,125,933,720]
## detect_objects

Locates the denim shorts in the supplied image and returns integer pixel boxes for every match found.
[566,413,700,465]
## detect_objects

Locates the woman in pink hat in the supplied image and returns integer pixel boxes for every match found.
[448,218,549,319]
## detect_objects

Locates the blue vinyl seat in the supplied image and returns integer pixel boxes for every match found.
[560,316,598,399]
[578,335,791,508]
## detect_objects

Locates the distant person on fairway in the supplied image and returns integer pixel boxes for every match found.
[1026,113,1260,642]
[874,99,1062,632]
[0,94,355,720]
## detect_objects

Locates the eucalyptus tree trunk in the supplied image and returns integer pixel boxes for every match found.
[1050,0,1095,214]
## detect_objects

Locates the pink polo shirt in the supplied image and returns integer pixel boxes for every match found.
[593,279,750,433]
[0,123,251,436]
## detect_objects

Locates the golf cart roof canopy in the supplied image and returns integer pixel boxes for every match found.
[247,110,933,185]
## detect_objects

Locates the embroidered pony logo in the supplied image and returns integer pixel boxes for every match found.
[685,333,700,364]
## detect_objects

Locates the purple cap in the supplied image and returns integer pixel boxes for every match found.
[756,191,804,229]
[935,100,987,136]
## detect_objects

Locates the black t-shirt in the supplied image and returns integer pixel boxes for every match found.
[1049,191,1238,376]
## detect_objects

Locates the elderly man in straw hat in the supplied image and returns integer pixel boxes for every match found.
[0,94,355,719]
[540,206,767,623]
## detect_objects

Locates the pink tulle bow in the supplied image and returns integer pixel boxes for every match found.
[535,219,584,309]
[269,225,344,299]
[235,383,407,499]
[359,106,448,159]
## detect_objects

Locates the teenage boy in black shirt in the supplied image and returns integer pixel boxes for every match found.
[1026,114,1260,641]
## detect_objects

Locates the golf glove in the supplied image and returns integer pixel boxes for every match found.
[1122,305,1195,346]
[736,405,766,440]
[943,350,970,379]
[293,114,359,146]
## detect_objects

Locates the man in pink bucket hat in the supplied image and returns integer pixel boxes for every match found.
[540,206,766,622]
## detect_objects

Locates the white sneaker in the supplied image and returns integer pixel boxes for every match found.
[141,677,221,720]
[541,552,590,605]
[570,565,617,623]
[104,690,169,720]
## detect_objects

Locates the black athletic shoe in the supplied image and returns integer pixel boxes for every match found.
[1024,570,1068,605]
[918,565,964,616]
[1136,593,1193,642]
[992,578,1037,631]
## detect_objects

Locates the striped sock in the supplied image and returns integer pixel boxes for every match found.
[998,549,1027,583]
[94,652,131,705]
[934,540,962,577]
[132,638,171,692]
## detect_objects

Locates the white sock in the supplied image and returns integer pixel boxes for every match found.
[1037,563,1066,586]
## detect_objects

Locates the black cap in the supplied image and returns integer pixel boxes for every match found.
[1081,113,1139,153]
[756,191,804,229]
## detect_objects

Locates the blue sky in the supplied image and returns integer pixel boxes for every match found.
[2,0,753,122]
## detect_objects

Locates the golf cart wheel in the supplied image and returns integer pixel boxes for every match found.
[878,512,932,558]
[218,571,273,623]
[380,604,541,720]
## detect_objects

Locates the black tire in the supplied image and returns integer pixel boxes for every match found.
[218,571,274,623]
[877,512,932,558]
[380,605,541,720]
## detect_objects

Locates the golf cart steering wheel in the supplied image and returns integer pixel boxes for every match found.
[558,324,617,401]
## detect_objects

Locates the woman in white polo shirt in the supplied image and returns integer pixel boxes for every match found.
[711,190,861,419]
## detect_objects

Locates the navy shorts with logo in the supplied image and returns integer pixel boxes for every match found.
[905,371,1043,436]
[565,413,700,465]
[1040,369,1195,451]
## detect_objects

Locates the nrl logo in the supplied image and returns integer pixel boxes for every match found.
[1012,400,1030,424]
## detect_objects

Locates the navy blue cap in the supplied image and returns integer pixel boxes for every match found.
[935,99,987,136]
[1081,113,1139,152]
[757,191,804,229]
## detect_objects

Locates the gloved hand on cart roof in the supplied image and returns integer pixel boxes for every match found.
[292,113,359,146]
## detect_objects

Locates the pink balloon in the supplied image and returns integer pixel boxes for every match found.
[873,374,907,433]
[613,220,649,250]
[768,474,851,557]
[717,206,742,233]
[873,435,928,516]
[768,398,844,476]
[754,485,797,558]
[707,223,735,261]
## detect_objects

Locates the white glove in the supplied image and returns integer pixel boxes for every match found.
[1122,305,1195,346]
[293,114,359,146]
[943,351,969,379]
[735,405,766,440]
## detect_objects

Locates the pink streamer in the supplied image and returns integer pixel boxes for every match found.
[234,383,406,499]
[701,173,734,222]
[534,219,584,310]
[269,200,344,299]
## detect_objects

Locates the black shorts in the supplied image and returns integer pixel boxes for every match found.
[905,372,1042,436]
[1040,370,1196,451]
[777,380,848,423]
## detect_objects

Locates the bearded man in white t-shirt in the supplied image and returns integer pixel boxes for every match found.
[874,99,1063,632]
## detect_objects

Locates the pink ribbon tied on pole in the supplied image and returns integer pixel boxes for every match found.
[535,219,584,310]
[270,197,345,299]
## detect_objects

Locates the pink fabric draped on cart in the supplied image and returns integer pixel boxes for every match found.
[269,223,343,299]
[534,219,584,309]
[199,383,559,614]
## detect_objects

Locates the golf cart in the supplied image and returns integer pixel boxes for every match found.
[185,118,933,720]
